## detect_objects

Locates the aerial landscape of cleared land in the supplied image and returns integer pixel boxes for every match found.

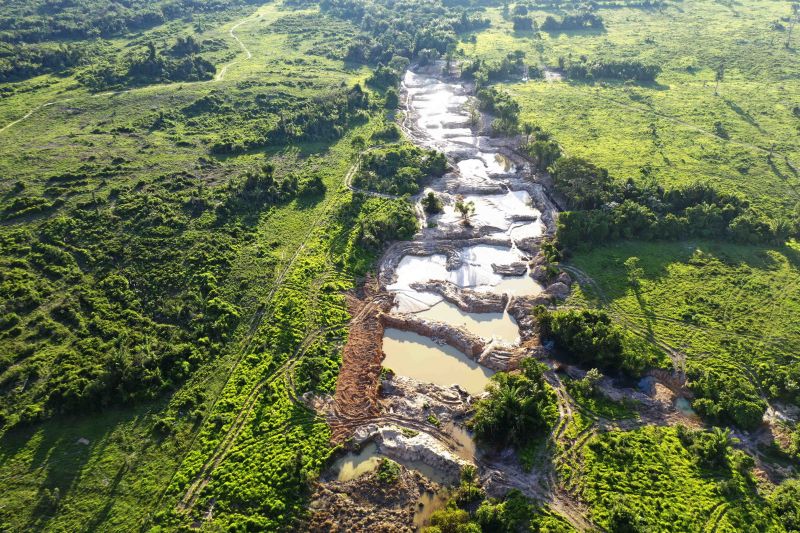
[0,0,799,531]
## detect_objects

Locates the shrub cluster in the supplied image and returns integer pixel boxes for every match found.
[475,85,521,135]
[563,57,661,82]
[461,50,528,84]
[552,157,794,248]
[210,84,370,154]
[535,306,666,376]
[469,358,558,449]
[541,12,605,31]
[79,39,216,90]
[353,144,447,196]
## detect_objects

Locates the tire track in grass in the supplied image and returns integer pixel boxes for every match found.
[171,154,410,517]
[214,14,256,82]
[177,327,331,512]
[156,153,362,515]
[0,10,258,134]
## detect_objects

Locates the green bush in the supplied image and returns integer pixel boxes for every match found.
[469,358,557,449]
[376,458,401,484]
[536,307,665,376]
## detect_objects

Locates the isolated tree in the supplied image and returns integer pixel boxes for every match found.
[421,191,443,214]
[454,196,476,225]
[523,122,534,143]
[624,256,644,288]
[786,3,800,48]
[384,88,399,109]
[444,42,458,70]
[146,41,157,62]
[583,368,602,394]
[351,135,366,150]
[714,63,725,95]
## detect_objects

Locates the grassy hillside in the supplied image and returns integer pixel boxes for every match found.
[565,425,780,532]
[566,240,800,427]
[0,2,416,529]
[461,0,800,217]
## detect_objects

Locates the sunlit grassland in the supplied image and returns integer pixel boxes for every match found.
[0,2,384,529]
[566,425,779,532]
[0,111,387,530]
[566,239,800,399]
[0,2,369,198]
[462,0,800,216]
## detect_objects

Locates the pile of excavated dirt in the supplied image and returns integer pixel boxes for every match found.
[329,281,392,443]
[305,465,440,532]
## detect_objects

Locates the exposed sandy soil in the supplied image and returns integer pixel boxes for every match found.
[305,464,440,532]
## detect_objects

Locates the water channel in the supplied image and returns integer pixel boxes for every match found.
[344,66,552,529]
[382,68,546,392]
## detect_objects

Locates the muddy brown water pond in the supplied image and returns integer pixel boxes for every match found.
[382,328,494,396]
[442,421,477,461]
[414,300,519,344]
[332,442,455,528]
[333,442,453,484]
[414,489,450,528]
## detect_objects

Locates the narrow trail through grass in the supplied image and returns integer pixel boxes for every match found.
[0,10,259,135]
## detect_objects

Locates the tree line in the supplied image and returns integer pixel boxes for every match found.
[0,0,262,43]
[541,12,605,31]
[562,57,661,82]
[321,0,489,66]
[78,38,216,91]
[552,157,796,249]
[210,84,371,154]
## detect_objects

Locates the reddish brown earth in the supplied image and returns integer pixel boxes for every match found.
[330,277,392,442]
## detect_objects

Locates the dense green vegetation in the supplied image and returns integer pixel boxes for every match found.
[352,143,447,196]
[469,359,558,450]
[79,39,218,90]
[771,478,800,532]
[0,0,421,529]
[536,306,667,377]
[566,240,800,430]
[551,156,795,249]
[565,425,778,531]
[424,486,576,533]
[322,0,489,65]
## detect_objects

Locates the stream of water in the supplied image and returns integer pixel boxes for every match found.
[372,67,551,528]
[381,69,546,389]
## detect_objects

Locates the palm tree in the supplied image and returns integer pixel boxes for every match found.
[460,464,477,493]
[454,197,475,226]
[523,122,534,144]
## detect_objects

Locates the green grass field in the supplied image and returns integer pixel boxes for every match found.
[568,425,780,532]
[461,0,800,217]
[0,2,393,530]
[565,240,800,424]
